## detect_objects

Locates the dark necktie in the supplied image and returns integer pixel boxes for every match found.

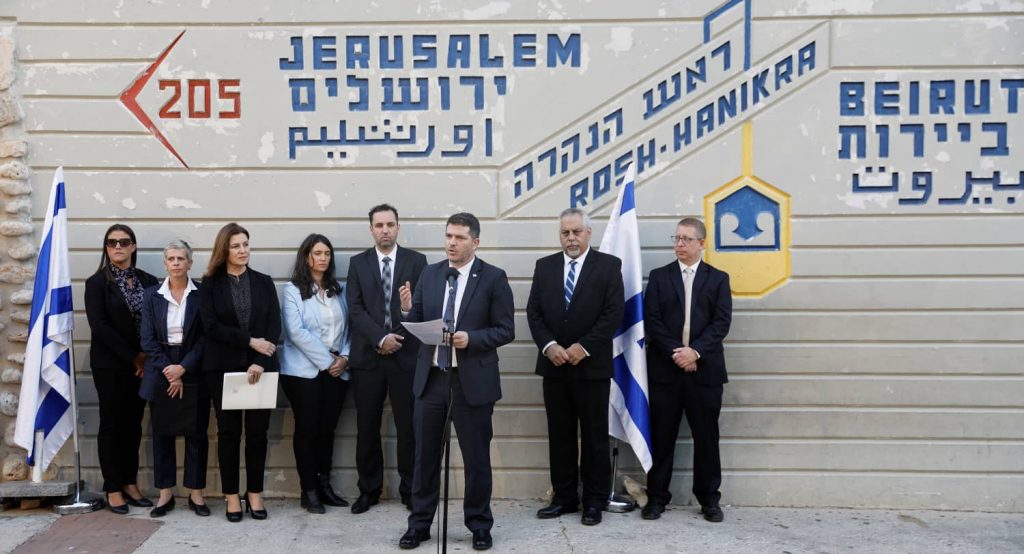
[564,260,578,310]
[438,274,458,369]
[381,256,393,330]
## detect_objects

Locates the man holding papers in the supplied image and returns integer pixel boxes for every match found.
[398,212,515,551]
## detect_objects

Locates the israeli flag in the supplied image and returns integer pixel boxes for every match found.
[600,163,653,471]
[14,167,75,471]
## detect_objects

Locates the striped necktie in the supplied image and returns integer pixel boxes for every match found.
[565,260,578,310]
[381,256,392,330]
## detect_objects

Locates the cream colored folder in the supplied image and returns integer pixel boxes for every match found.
[221,372,278,410]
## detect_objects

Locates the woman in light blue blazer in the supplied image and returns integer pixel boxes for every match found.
[280,233,352,514]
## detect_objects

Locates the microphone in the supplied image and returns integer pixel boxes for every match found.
[444,267,460,334]
[445,267,460,288]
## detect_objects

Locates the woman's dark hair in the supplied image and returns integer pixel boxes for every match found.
[205,222,249,277]
[97,223,138,276]
[291,233,341,300]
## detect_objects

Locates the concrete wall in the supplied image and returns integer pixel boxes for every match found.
[2,1,1022,511]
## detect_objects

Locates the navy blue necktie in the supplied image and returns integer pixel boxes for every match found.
[564,260,578,309]
[438,275,458,369]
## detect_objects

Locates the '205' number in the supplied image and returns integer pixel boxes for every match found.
[158,79,241,119]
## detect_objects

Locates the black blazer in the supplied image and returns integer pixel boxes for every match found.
[346,245,427,370]
[643,260,732,386]
[526,250,624,380]
[405,258,515,407]
[199,268,281,373]
[84,267,159,370]
[138,281,204,401]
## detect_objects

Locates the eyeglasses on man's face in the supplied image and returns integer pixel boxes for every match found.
[670,235,701,244]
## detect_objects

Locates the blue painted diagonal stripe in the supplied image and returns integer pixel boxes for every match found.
[612,353,652,451]
[615,292,643,337]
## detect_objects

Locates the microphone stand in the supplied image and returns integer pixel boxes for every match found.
[437,275,458,554]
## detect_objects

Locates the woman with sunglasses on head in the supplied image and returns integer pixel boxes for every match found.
[280,234,351,514]
[84,224,159,513]
[199,222,280,522]
[139,239,211,518]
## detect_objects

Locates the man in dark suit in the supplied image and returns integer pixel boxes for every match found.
[347,204,428,514]
[398,212,515,551]
[642,217,732,523]
[526,208,624,526]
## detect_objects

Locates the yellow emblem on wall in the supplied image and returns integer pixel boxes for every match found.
[704,122,791,297]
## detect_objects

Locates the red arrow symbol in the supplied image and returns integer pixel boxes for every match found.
[120,30,189,168]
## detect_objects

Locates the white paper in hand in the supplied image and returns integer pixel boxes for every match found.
[401,319,448,346]
[222,372,278,410]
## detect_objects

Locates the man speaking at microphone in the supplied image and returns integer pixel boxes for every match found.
[398,212,515,551]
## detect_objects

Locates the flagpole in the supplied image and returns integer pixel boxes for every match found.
[606,440,636,513]
[600,162,650,514]
[54,331,103,514]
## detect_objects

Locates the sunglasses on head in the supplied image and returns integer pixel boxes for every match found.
[105,238,134,248]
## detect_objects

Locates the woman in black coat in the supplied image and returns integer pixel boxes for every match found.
[200,222,280,522]
[84,223,158,513]
[139,239,210,517]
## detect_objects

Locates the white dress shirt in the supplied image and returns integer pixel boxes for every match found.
[313,286,346,356]
[157,277,198,345]
[678,258,701,356]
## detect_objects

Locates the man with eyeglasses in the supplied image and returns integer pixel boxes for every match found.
[641,217,733,523]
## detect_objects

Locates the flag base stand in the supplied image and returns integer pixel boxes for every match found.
[605,493,637,513]
[54,492,104,515]
[604,442,637,513]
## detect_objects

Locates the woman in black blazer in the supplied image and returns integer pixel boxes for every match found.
[139,239,210,517]
[199,222,281,522]
[84,223,158,513]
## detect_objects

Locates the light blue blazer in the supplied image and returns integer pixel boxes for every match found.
[280,281,352,380]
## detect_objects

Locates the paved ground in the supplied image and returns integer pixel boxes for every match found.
[1,499,1022,553]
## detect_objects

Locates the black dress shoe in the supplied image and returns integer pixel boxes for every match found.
[317,475,349,507]
[188,497,210,517]
[641,502,664,520]
[701,504,724,522]
[399,528,430,550]
[107,495,129,515]
[350,493,379,514]
[244,492,268,520]
[125,494,154,508]
[225,503,243,523]
[472,529,493,551]
[300,490,325,514]
[581,506,603,526]
[537,502,579,519]
[150,497,175,518]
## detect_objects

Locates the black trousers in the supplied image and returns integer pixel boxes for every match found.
[408,368,494,533]
[92,367,146,493]
[151,380,211,490]
[280,371,349,492]
[646,376,723,507]
[205,372,272,495]
[542,376,611,509]
[352,357,415,499]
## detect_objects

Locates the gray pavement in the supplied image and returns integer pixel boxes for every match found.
[2,499,1022,553]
